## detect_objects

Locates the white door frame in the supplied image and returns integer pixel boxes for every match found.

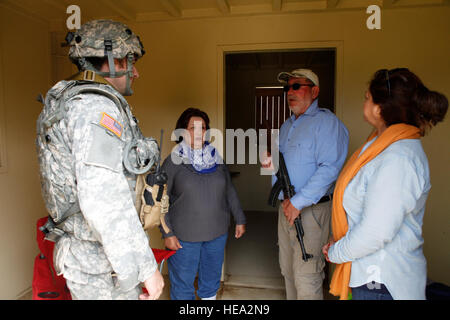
[216,40,344,133]
[216,40,344,282]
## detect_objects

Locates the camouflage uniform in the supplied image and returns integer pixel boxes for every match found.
[36,20,158,300]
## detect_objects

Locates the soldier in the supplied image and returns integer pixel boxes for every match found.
[36,20,164,300]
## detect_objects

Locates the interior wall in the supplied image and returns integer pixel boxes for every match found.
[126,7,450,285]
[0,7,51,299]
[2,5,448,300]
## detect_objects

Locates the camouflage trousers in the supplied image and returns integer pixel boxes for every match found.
[66,271,141,300]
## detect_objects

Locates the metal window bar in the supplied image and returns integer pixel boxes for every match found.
[255,86,284,130]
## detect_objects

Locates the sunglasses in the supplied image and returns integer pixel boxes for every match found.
[283,83,315,92]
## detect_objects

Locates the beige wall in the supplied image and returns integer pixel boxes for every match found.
[0,5,448,299]
[127,7,450,285]
[0,7,51,299]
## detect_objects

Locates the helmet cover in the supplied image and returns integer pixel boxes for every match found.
[67,19,145,63]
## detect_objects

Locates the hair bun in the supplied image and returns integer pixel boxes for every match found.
[415,87,448,126]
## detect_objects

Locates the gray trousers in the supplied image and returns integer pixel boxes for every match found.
[278,200,331,300]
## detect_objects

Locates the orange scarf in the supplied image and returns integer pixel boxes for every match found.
[329,123,420,300]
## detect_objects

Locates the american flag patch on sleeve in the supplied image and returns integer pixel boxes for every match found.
[99,112,123,138]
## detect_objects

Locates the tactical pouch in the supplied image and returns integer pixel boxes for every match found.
[136,173,170,232]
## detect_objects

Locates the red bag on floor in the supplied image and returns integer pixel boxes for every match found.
[32,217,71,300]
[32,217,175,299]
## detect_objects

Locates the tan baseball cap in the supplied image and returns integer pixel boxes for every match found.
[277,68,319,87]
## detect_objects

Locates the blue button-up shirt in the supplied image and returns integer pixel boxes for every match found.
[328,137,430,300]
[274,100,349,210]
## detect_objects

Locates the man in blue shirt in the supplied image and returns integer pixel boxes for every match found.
[274,69,349,299]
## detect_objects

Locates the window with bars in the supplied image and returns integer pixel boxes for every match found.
[254,86,291,131]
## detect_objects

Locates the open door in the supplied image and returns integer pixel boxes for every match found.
[224,49,336,292]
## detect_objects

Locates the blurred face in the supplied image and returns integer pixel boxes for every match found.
[185,116,206,149]
[102,57,139,95]
[286,77,319,117]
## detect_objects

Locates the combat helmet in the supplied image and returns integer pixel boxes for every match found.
[65,19,145,95]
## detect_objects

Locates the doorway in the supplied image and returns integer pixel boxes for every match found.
[224,49,336,290]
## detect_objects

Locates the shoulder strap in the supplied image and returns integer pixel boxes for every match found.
[66,71,142,139]
[38,74,129,153]
[41,71,127,131]
[66,70,111,86]
[66,83,141,141]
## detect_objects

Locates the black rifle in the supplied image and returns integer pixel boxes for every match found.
[268,152,313,262]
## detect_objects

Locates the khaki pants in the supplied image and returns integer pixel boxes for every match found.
[278,200,331,300]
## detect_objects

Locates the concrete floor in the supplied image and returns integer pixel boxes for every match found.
[221,211,336,300]
[219,210,287,300]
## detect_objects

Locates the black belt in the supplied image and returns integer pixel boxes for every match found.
[283,194,333,204]
[317,194,333,204]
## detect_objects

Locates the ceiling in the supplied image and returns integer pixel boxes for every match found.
[0,0,448,28]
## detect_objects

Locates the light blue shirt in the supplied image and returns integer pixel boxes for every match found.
[274,100,349,210]
[328,137,430,300]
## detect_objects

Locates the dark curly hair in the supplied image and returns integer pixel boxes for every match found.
[174,108,210,144]
[369,68,448,136]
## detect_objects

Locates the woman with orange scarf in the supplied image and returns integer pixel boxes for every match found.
[322,68,448,300]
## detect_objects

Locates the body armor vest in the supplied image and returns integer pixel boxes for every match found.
[36,71,168,241]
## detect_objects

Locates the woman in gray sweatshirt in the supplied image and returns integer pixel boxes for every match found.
[160,108,246,300]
